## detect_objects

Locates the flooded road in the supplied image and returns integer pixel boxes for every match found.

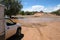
[5,17,60,40]
[18,17,60,23]
[17,17,60,40]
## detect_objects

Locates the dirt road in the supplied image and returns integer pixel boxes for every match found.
[12,17,60,40]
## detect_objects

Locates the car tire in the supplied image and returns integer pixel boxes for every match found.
[16,27,21,36]
[15,27,24,40]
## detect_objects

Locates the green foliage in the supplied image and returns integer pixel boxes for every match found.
[24,11,35,15]
[1,0,23,17]
[51,9,60,16]
[25,11,32,15]
[40,10,44,13]
[19,11,36,15]
[20,11,25,15]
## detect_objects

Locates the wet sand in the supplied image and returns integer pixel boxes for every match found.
[11,17,60,40]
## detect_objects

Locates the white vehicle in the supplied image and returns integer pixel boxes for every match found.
[5,18,21,39]
[0,4,22,40]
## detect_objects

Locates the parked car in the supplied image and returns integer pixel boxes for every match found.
[0,4,22,40]
[5,18,21,39]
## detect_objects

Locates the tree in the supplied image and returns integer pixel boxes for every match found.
[24,11,33,15]
[1,0,23,18]
[51,9,60,16]
[40,10,44,13]
[20,11,25,15]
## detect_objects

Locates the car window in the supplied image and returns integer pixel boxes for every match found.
[6,19,14,24]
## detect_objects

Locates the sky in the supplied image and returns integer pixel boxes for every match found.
[19,0,60,12]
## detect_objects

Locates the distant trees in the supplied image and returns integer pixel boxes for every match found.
[19,11,36,15]
[51,9,60,16]
[19,11,44,15]
[40,10,44,13]
[20,11,25,15]
[25,11,33,15]
[1,0,23,18]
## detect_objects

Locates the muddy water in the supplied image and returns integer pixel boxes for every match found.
[19,17,60,23]
[18,17,60,40]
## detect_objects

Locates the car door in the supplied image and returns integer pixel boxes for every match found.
[5,19,18,39]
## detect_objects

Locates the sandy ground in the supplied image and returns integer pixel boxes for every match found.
[12,17,60,40]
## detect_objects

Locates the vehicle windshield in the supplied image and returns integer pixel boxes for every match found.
[6,19,14,24]
[5,18,16,26]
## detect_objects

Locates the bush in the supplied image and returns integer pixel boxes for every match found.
[51,9,60,16]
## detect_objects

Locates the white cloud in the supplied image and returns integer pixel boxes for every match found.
[22,5,44,12]
[53,4,60,11]
[22,4,60,12]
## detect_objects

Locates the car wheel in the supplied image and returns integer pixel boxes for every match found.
[16,27,21,36]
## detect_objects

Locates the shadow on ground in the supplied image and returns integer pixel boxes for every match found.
[6,27,24,40]
[6,33,24,40]
[0,35,5,40]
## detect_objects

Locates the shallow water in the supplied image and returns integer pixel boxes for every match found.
[19,17,60,23]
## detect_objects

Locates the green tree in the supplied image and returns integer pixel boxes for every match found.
[20,11,25,15]
[51,9,60,16]
[40,10,44,13]
[1,0,23,18]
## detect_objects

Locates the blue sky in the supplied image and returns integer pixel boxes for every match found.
[19,0,60,12]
